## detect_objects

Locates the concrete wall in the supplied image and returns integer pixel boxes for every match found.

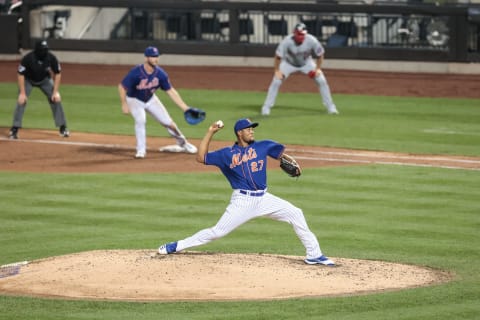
[1,51,479,74]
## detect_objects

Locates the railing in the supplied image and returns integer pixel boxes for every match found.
[18,0,480,62]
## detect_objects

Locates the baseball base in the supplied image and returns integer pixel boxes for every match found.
[159,145,186,153]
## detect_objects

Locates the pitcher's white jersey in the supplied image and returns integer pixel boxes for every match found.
[275,34,325,67]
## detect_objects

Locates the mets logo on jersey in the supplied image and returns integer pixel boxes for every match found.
[136,77,159,90]
[230,148,258,169]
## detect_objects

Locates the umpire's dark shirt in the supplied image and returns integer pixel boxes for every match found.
[18,51,61,84]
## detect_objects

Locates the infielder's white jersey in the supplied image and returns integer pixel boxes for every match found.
[261,33,338,115]
[275,34,325,67]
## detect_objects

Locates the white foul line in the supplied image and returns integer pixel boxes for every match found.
[1,137,135,150]
[289,148,480,165]
[2,137,479,170]
[294,156,480,171]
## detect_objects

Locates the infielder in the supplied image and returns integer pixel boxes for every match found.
[261,22,339,116]
[118,46,197,158]
[158,118,334,266]
[8,39,69,139]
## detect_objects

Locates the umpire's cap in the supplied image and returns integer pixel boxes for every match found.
[35,39,49,51]
[34,39,49,60]
[234,118,258,133]
[144,46,160,57]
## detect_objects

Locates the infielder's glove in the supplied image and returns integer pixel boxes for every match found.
[280,155,302,178]
[184,107,206,125]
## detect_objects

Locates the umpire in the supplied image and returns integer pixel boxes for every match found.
[8,39,70,139]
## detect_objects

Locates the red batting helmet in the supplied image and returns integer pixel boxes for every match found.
[293,23,307,44]
[294,23,308,34]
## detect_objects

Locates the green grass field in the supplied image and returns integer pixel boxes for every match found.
[0,83,479,319]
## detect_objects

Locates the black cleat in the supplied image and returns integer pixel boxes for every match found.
[8,127,18,139]
[59,125,70,137]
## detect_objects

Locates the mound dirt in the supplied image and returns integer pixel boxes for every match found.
[0,250,452,302]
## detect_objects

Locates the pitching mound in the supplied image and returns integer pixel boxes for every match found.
[0,250,451,302]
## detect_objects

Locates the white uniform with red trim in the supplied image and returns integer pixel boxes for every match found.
[262,30,338,115]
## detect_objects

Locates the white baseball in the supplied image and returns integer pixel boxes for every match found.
[216,120,224,128]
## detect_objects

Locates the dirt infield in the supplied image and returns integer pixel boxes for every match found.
[1,129,479,172]
[0,62,477,301]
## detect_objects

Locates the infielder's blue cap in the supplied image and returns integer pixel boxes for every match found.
[234,118,258,133]
[144,46,160,57]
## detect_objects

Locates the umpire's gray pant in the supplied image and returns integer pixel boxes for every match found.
[12,77,67,128]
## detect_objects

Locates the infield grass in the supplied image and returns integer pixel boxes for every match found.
[0,83,479,319]
[0,83,479,156]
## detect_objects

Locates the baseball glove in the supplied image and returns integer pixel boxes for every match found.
[280,155,301,178]
[184,107,206,125]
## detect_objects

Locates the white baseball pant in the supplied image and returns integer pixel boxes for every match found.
[126,95,187,154]
[262,58,337,114]
[175,190,323,259]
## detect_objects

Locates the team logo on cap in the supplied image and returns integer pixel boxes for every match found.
[144,46,160,57]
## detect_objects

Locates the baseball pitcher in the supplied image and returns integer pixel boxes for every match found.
[158,118,335,266]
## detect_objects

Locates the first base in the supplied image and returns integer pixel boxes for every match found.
[159,145,185,153]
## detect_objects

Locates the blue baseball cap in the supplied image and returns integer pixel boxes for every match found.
[144,46,160,57]
[234,118,259,133]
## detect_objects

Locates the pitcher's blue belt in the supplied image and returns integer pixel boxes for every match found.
[239,190,265,197]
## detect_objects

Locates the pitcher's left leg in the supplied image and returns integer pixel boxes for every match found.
[261,193,322,259]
